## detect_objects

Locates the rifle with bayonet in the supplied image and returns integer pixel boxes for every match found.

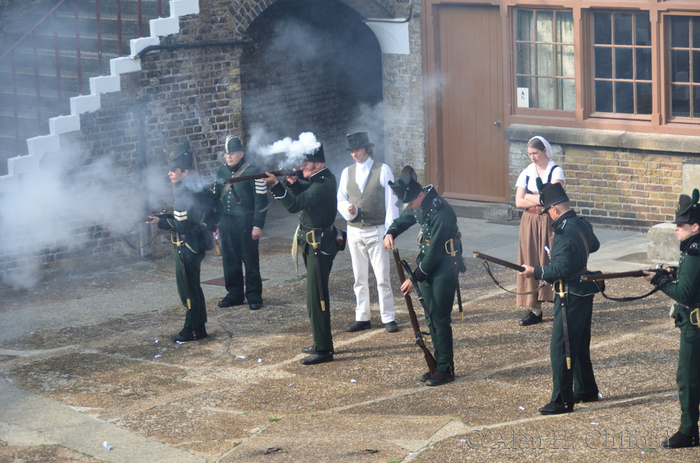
[580,265,675,281]
[393,249,437,375]
[473,251,525,272]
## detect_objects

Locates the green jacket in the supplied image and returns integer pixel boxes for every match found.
[158,176,211,254]
[270,167,338,254]
[534,209,600,295]
[653,234,700,328]
[387,186,466,280]
[214,161,268,229]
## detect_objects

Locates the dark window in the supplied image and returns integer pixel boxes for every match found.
[593,12,652,115]
[669,16,700,118]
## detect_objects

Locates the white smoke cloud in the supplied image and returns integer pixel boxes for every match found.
[252,132,321,169]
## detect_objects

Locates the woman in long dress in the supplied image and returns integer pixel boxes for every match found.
[514,136,565,326]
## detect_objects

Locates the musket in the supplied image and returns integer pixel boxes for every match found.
[473,251,525,272]
[400,259,431,327]
[393,249,437,375]
[150,212,174,220]
[222,169,299,185]
[580,265,671,281]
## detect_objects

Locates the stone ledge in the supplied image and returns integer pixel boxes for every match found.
[647,223,680,264]
[505,124,700,155]
[444,199,514,221]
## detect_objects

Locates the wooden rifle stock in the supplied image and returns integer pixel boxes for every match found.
[393,249,437,375]
[473,251,525,272]
[580,267,668,281]
[222,169,298,185]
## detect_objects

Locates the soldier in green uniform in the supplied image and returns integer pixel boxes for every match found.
[520,181,600,414]
[262,144,338,365]
[644,190,700,449]
[148,142,217,342]
[383,172,465,386]
[213,135,268,311]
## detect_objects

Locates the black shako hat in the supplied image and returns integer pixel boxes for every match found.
[303,144,325,163]
[389,171,423,203]
[537,178,569,214]
[225,135,244,154]
[167,140,193,171]
[346,132,374,151]
[673,189,700,224]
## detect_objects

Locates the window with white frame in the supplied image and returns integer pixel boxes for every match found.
[515,9,575,111]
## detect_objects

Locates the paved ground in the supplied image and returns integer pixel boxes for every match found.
[0,204,697,463]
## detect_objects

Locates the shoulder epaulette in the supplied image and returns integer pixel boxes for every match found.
[688,242,700,256]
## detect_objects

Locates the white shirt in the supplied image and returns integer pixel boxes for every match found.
[515,160,565,192]
[337,157,399,230]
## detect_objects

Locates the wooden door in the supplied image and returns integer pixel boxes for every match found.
[433,4,508,202]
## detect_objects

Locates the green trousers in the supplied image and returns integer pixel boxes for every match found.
[550,292,598,403]
[174,244,207,329]
[676,307,700,437]
[302,245,336,353]
[418,257,455,374]
[219,214,263,304]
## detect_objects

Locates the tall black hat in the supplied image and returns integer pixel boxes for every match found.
[225,135,244,154]
[389,170,423,203]
[167,140,193,170]
[304,144,325,163]
[673,189,700,224]
[537,178,569,214]
[346,132,374,151]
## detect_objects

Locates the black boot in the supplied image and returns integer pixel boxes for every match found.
[172,327,194,342]
[425,368,455,386]
[538,401,574,415]
[301,351,333,365]
[193,325,208,340]
[661,431,699,449]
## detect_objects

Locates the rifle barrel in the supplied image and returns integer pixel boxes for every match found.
[580,269,657,281]
[473,251,525,272]
[222,169,296,185]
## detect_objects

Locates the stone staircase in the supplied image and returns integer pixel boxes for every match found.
[0,0,197,186]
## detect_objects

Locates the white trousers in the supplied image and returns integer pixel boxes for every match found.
[347,224,395,323]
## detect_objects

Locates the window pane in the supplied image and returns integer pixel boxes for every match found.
[538,77,555,109]
[694,17,700,48]
[536,11,553,42]
[636,82,652,114]
[517,76,536,108]
[671,16,689,48]
[517,43,535,75]
[635,14,651,46]
[613,13,633,45]
[615,48,633,79]
[694,86,700,117]
[558,79,576,111]
[537,44,554,75]
[615,81,634,113]
[556,11,574,43]
[595,81,613,112]
[671,84,691,117]
[594,12,611,45]
[671,49,690,82]
[694,50,700,83]
[516,10,534,41]
[635,48,652,80]
[595,47,612,78]
[557,45,575,77]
